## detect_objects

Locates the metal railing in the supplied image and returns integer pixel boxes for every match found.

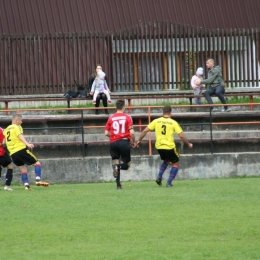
[2,103,259,157]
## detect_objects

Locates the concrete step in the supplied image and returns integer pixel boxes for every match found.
[1,110,259,135]
[24,130,260,143]
[20,130,260,158]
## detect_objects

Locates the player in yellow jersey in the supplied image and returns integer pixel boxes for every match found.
[0,127,14,191]
[136,106,193,187]
[3,114,48,190]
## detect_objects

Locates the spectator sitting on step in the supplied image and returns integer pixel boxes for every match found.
[91,71,112,105]
[89,64,110,115]
[195,58,231,112]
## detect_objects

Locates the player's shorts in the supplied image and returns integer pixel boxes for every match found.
[11,148,38,167]
[0,152,12,167]
[157,147,179,163]
[110,139,131,163]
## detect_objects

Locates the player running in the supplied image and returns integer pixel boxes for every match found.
[4,114,49,190]
[137,106,193,187]
[105,100,136,189]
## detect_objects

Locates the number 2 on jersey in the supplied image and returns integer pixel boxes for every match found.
[6,131,11,142]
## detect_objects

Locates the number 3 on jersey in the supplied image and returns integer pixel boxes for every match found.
[113,119,126,134]
[161,125,166,135]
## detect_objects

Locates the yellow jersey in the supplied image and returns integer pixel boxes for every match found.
[3,124,27,155]
[148,117,183,150]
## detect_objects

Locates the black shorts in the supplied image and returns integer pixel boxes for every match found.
[11,148,38,167]
[157,148,179,163]
[0,152,12,167]
[110,139,131,163]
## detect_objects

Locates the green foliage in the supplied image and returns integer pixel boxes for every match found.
[1,178,260,259]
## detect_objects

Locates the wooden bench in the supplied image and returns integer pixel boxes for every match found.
[1,91,260,115]
[119,92,260,112]
[0,97,90,115]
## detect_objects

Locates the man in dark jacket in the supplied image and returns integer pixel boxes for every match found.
[196,58,230,112]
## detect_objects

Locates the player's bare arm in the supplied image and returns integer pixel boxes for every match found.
[136,127,150,147]
[18,134,34,149]
[129,128,136,148]
[104,130,110,137]
[178,132,193,148]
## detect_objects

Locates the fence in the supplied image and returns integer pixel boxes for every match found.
[0,22,259,95]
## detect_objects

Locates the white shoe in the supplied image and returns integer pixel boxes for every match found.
[212,108,218,112]
[4,186,13,191]
[221,108,231,112]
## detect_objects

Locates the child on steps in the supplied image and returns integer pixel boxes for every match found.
[190,67,205,105]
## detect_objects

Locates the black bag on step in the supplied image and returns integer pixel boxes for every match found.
[74,79,90,98]
[63,90,79,99]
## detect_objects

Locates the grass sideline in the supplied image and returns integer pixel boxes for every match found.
[1,178,260,260]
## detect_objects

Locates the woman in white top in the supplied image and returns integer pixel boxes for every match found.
[91,70,111,104]
[89,64,110,115]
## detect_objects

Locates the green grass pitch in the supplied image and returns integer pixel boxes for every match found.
[1,178,260,260]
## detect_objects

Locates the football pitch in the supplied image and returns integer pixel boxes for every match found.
[1,177,260,260]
